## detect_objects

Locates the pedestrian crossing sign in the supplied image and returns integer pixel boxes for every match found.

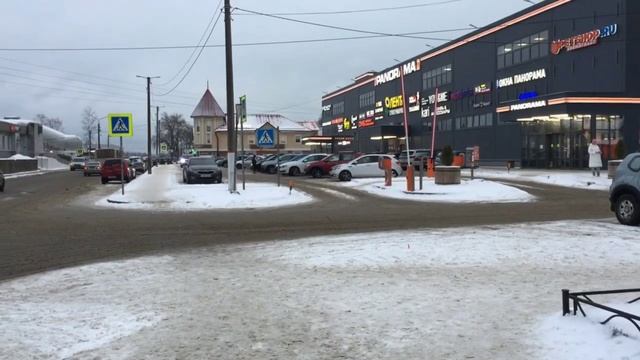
[256,122,276,148]
[107,113,133,137]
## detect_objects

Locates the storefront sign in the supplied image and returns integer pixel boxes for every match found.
[450,89,474,101]
[409,92,420,112]
[551,24,618,55]
[342,117,352,131]
[374,59,421,86]
[510,100,547,111]
[331,117,343,125]
[519,91,539,101]
[421,105,451,118]
[322,104,332,112]
[385,95,404,109]
[321,121,332,127]
[472,101,492,109]
[358,118,376,128]
[422,91,450,105]
[366,109,375,118]
[474,83,491,94]
[389,108,404,116]
[496,68,546,88]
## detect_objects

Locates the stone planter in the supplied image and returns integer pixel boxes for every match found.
[435,166,461,185]
[608,160,623,180]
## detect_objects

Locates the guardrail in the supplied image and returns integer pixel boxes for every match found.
[562,288,640,333]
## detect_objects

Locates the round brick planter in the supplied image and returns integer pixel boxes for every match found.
[435,166,461,185]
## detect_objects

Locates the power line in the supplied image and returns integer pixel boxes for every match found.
[233,0,463,16]
[156,7,224,97]
[159,0,223,86]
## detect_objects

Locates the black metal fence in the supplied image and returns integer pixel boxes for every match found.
[562,288,640,333]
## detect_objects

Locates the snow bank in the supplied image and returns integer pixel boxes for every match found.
[464,168,612,191]
[330,177,534,203]
[95,165,313,210]
[1,220,637,359]
[8,154,34,160]
[37,156,67,170]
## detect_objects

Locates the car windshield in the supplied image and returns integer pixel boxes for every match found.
[290,155,306,161]
[189,158,216,166]
[72,157,85,162]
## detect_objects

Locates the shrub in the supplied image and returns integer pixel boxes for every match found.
[441,145,454,166]
[615,140,626,160]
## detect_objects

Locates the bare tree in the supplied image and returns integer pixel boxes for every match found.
[81,107,98,145]
[159,113,193,157]
[35,113,64,132]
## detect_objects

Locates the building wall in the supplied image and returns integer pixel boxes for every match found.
[214,131,316,154]
[320,0,636,164]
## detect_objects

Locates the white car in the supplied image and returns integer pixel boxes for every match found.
[330,154,403,181]
[279,153,328,176]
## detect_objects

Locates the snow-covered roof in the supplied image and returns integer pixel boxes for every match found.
[1,118,82,149]
[191,89,225,118]
[216,114,314,132]
[297,121,320,132]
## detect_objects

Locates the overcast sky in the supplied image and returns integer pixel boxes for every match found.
[0,0,531,151]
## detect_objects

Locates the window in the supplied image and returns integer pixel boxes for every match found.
[628,156,640,172]
[357,155,379,164]
[498,30,548,69]
[196,125,200,132]
[206,125,211,133]
[422,64,453,90]
[332,102,344,115]
[295,135,302,143]
[359,91,375,108]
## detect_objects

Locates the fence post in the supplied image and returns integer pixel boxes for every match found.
[562,289,570,316]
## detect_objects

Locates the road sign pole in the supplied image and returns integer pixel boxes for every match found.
[276,126,280,188]
[120,137,124,196]
[239,105,245,191]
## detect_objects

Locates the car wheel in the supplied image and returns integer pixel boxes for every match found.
[101,177,107,184]
[267,166,276,174]
[311,168,323,178]
[236,163,242,169]
[615,194,640,226]
[186,176,192,184]
[289,167,300,176]
[125,176,130,183]
[392,169,399,177]
[339,171,352,182]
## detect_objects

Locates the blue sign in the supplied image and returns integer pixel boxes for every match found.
[256,128,276,148]
[107,113,133,137]
[519,91,539,101]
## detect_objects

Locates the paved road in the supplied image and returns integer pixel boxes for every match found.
[0,166,613,281]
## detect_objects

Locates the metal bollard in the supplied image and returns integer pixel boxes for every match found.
[562,289,570,316]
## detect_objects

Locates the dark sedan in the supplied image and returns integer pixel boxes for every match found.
[182,157,222,184]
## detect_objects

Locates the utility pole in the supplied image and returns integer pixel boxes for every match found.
[137,75,160,174]
[97,123,101,150]
[225,0,236,192]
[88,129,92,159]
[156,106,160,156]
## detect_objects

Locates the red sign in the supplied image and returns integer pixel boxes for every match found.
[358,118,375,128]
[331,117,343,125]
[472,146,480,162]
[551,30,600,55]
[8,125,17,133]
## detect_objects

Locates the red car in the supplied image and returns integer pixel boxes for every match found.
[304,152,362,178]
[101,159,135,184]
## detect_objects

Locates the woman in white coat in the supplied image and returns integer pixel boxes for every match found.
[588,140,603,177]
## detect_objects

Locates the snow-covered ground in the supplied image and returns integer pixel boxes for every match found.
[1,220,638,359]
[464,168,612,191]
[329,177,534,203]
[95,165,313,210]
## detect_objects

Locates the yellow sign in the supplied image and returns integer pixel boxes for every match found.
[107,113,133,138]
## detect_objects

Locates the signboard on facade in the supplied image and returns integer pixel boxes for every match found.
[551,24,618,55]
[496,69,547,88]
[474,83,491,94]
[509,100,547,111]
[374,59,421,86]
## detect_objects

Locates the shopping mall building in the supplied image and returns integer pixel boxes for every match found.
[320,0,640,168]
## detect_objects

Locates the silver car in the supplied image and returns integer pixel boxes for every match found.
[609,152,640,226]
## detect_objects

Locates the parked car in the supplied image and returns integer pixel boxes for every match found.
[69,157,87,171]
[235,154,256,169]
[0,170,4,192]
[179,156,191,168]
[255,154,276,168]
[83,160,102,177]
[609,152,640,226]
[279,153,328,176]
[100,159,134,184]
[304,152,362,178]
[183,156,222,184]
[260,154,301,174]
[130,158,146,173]
[398,149,432,170]
[330,154,403,181]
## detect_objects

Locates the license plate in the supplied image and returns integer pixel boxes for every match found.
[200,174,213,178]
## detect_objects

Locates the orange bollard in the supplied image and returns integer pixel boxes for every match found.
[406,166,415,192]
[427,158,435,178]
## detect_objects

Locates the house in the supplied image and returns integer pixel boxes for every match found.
[191,88,226,156]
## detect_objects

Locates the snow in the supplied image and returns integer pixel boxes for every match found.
[329,177,534,203]
[1,220,638,359]
[535,304,640,360]
[7,154,34,160]
[95,165,313,210]
[37,156,67,170]
[464,168,612,191]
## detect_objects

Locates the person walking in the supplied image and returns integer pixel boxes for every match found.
[588,140,603,177]
[251,154,257,174]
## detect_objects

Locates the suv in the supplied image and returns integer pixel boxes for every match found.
[69,157,87,171]
[304,152,362,178]
[101,159,134,184]
[609,153,640,226]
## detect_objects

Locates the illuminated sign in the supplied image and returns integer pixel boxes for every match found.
[474,83,491,94]
[385,95,404,109]
[409,92,420,112]
[366,109,375,117]
[421,105,451,118]
[322,104,332,112]
[358,118,376,128]
[510,100,547,111]
[450,89,474,101]
[321,121,332,127]
[374,60,421,86]
[497,69,546,88]
[519,91,539,101]
[472,101,492,109]
[422,91,450,105]
[551,24,618,55]
[331,117,343,125]
[342,117,352,131]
